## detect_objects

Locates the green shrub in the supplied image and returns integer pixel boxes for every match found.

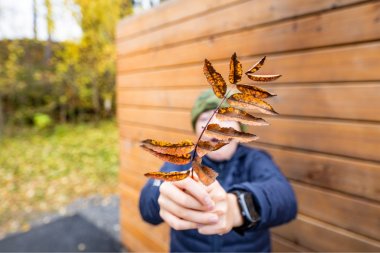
[33,113,52,129]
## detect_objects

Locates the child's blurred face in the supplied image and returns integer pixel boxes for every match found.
[195,109,240,162]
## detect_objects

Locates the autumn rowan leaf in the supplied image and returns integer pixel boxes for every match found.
[236,84,276,99]
[144,170,190,181]
[140,145,191,165]
[246,74,281,82]
[141,139,194,156]
[196,139,229,157]
[245,56,266,74]
[228,93,278,115]
[205,123,258,142]
[229,52,243,84]
[216,107,268,126]
[192,157,218,186]
[203,59,227,98]
[140,54,282,186]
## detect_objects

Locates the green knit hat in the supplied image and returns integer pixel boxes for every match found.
[191,89,248,132]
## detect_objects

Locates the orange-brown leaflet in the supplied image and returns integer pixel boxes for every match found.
[245,56,266,74]
[246,74,281,82]
[229,52,243,84]
[228,93,278,115]
[236,84,276,99]
[203,59,227,98]
[216,107,268,126]
[141,139,194,156]
[192,157,218,186]
[205,123,258,143]
[140,145,191,165]
[144,170,190,181]
[196,139,229,157]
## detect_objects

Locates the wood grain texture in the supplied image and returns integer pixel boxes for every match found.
[117,0,380,251]
[292,182,380,240]
[117,42,380,85]
[116,0,240,41]
[249,142,380,202]
[118,1,380,72]
[120,187,169,251]
[271,234,312,252]
[272,214,380,251]
[117,0,365,56]
[117,83,380,121]
[118,107,380,162]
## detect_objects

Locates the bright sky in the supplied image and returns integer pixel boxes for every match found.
[0,0,164,42]
[0,0,82,42]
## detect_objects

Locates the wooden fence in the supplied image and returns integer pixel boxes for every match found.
[116,0,380,251]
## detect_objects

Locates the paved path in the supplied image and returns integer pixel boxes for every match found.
[0,195,125,252]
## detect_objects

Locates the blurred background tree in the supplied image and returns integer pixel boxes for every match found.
[0,0,133,134]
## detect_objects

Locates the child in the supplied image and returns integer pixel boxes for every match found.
[139,89,297,252]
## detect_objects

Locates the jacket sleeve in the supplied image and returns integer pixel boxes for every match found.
[138,162,179,225]
[227,150,298,231]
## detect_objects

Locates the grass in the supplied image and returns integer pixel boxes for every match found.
[0,120,119,237]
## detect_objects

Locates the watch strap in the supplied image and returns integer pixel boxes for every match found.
[231,190,260,234]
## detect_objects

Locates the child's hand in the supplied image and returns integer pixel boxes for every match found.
[158,176,219,230]
[197,180,243,235]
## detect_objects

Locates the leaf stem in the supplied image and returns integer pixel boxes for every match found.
[190,90,232,177]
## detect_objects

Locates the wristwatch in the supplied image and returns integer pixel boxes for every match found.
[230,190,260,233]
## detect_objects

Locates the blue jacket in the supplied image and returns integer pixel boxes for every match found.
[139,144,298,252]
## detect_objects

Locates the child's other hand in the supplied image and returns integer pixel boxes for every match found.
[197,180,243,235]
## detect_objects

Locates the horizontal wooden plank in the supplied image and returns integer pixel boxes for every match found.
[120,231,152,252]
[118,120,193,142]
[116,0,240,40]
[120,152,162,176]
[117,107,380,162]
[117,83,380,122]
[120,198,168,251]
[117,107,189,132]
[117,42,380,86]
[117,87,201,108]
[273,214,380,251]
[121,231,165,252]
[119,150,163,189]
[117,0,365,56]
[119,184,139,210]
[271,234,312,252]
[249,142,380,202]
[120,167,146,190]
[118,1,380,72]
[119,185,169,238]
[120,215,167,252]
[292,182,380,241]
[120,218,167,252]
[253,117,380,163]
